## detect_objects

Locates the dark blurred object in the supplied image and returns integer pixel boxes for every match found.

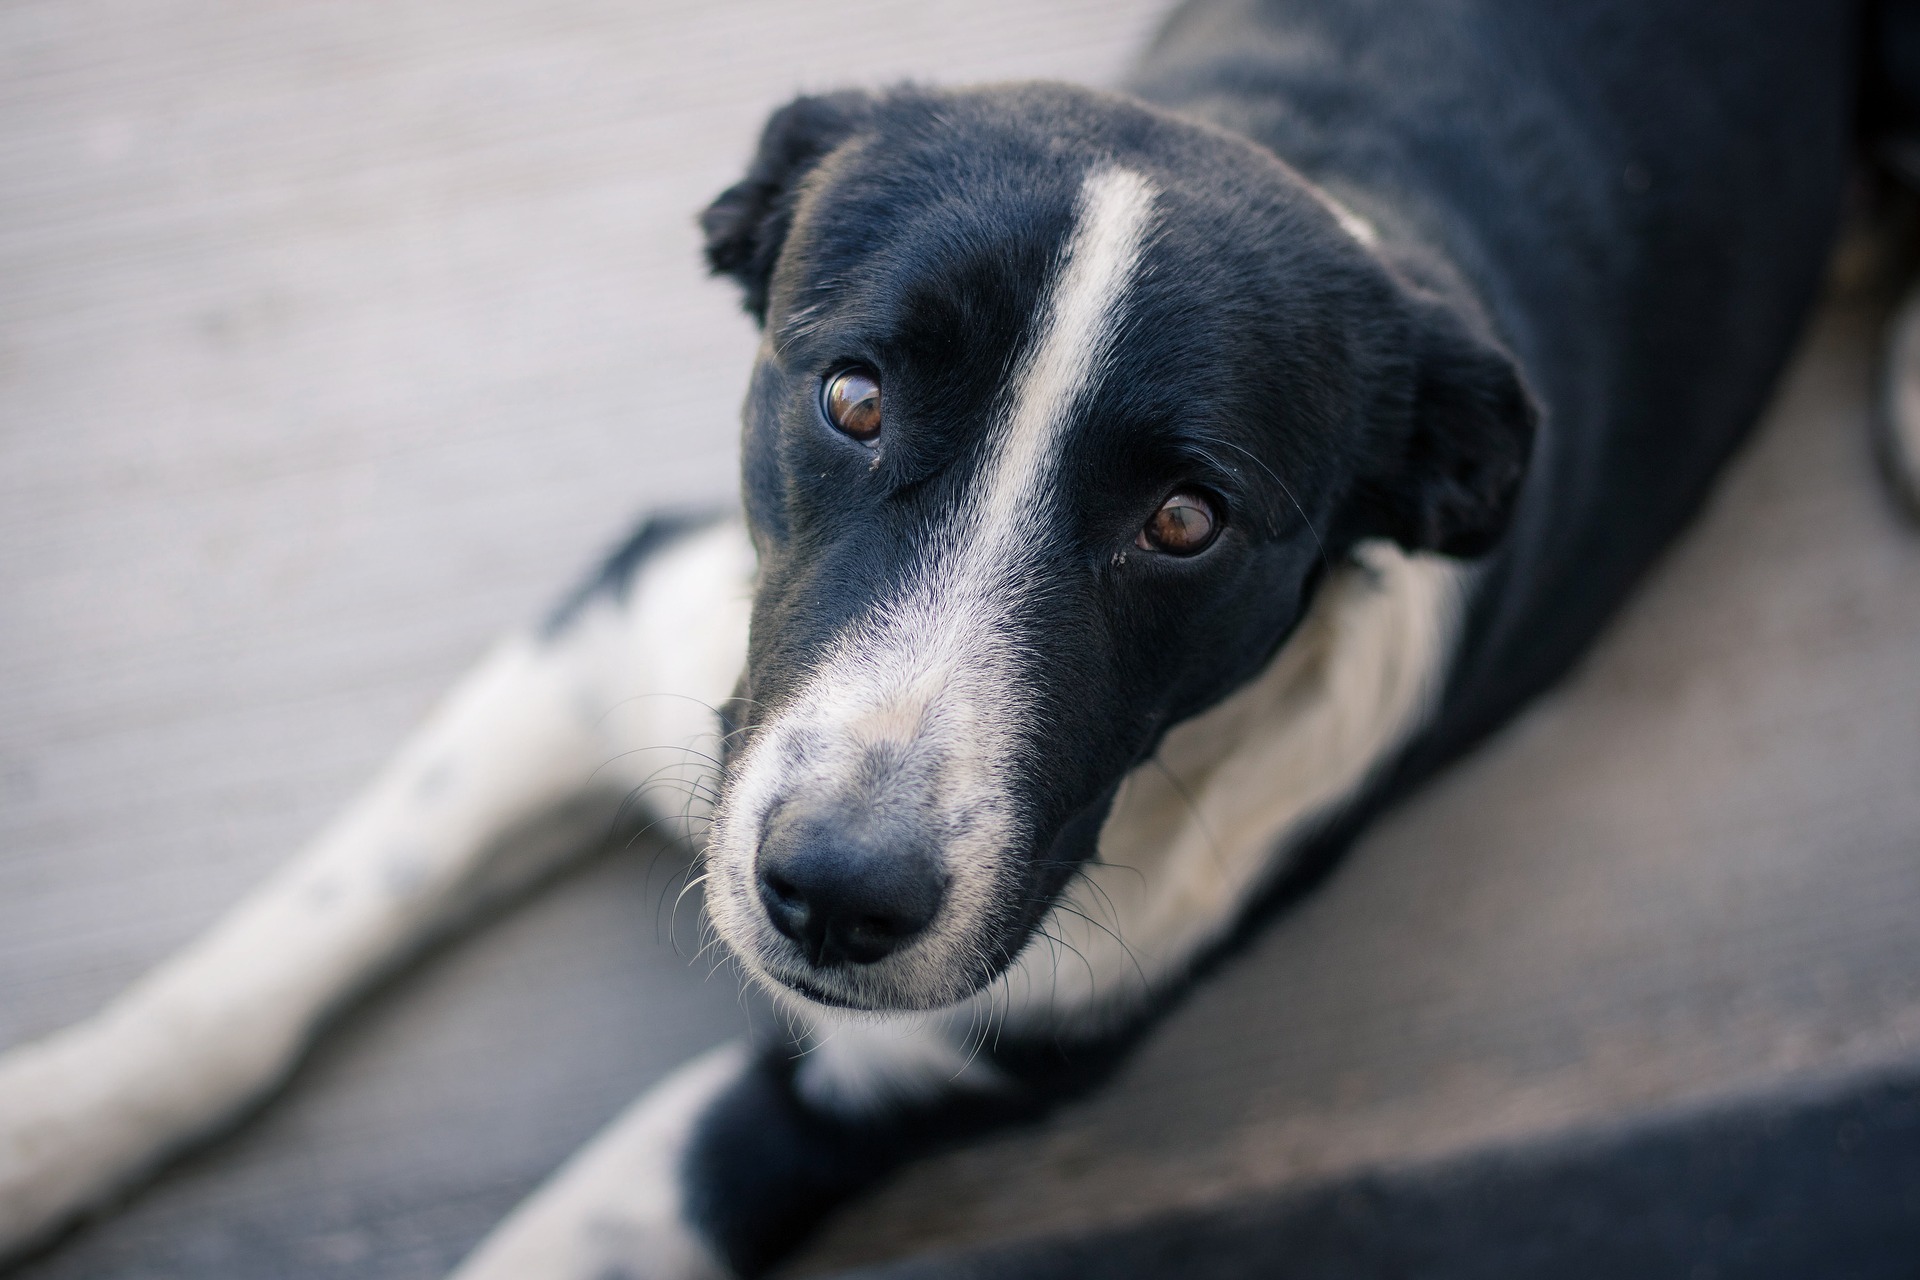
[838,1065,1920,1280]
[1869,0,1920,182]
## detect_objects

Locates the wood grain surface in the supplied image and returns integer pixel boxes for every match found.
[1,2,1916,1277]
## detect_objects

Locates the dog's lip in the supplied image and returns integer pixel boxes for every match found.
[772,970,869,1009]
[762,953,963,1012]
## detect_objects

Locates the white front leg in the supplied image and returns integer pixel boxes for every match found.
[0,517,755,1261]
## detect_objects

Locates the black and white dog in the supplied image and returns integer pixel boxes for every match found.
[4,1,1915,1276]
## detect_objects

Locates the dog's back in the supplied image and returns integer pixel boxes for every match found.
[1135,0,1856,770]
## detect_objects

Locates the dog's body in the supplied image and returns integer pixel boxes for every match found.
[0,1,1903,1276]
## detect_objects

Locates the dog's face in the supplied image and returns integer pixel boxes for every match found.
[698,86,1532,1012]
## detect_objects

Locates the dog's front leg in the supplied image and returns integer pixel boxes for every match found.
[451,1013,1022,1280]
[0,516,754,1260]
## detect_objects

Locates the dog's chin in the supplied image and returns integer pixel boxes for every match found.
[744,943,1007,1014]
[752,962,976,1014]
[769,969,910,1012]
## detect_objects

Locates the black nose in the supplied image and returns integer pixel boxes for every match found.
[755,806,943,968]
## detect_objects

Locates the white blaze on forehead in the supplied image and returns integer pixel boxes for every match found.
[961,165,1160,567]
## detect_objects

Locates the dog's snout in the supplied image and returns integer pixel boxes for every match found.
[755,807,942,968]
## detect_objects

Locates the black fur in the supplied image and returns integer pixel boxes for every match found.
[682,1051,1040,1276]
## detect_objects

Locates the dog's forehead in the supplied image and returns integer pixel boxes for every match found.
[742,164,1169,659]
[772,146,1090,359]
[743,93,1382,585]
[766,107,1359,434]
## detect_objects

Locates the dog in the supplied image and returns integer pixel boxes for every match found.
[4,1,1916,1276]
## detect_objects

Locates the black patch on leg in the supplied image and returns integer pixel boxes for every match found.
[542,509,731,638]
[681,1050,1039,1277]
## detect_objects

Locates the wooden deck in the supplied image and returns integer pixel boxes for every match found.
[2,2,1917,1276]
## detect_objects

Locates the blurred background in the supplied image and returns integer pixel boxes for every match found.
[2,2,1917,1277]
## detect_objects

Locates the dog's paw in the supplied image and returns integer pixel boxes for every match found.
[0,987,303,1262]
[1876,282,1920,524]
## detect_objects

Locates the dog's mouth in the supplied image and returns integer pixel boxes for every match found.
[741,915,1027,1013]
[763,968,870,1010]
[734,926,1003,1013]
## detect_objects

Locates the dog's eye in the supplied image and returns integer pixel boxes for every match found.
[823,367,882,443]
[1137,491,1219,556]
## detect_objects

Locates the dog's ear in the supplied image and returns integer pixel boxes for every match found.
[701,92,873,324]
[1361,295,1539,559]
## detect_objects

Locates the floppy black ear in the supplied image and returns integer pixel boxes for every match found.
[1368,296,1539,558]
[700,92,873,324]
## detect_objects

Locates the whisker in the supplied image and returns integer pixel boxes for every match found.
[1050,901,1148,993]
[1147,754,1230,879]
[1209,437,1332,575]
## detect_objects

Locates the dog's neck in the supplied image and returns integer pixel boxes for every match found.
[788,539,1465,1078]
[992,538,1464,1033]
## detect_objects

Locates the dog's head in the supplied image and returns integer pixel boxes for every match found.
[699,84,1533,1012]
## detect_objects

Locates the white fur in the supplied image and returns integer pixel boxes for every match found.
[743,543,1463,1119]
[1324,195,1380,249]
[792,1010,1007,1117]
[449,1042,748,1280]
[1320,189,1382,249]
[1291,172,1380,249]
[983,541,1464,1032]
[707,167,1162,1009]
[0,520,755,1262]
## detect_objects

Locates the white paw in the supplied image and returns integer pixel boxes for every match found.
[0,980,305,1260]
[0,1016,196,1259]
[0,1026,111,1258]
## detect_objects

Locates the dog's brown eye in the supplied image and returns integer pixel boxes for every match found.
[1137,491,1219,555]
[823,368,882,442]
